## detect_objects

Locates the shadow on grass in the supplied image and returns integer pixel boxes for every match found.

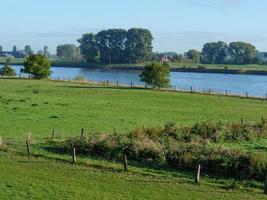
[63,85,150,91]
[38,141,194,181]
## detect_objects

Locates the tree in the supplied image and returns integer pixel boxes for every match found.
[24,45,33,55]
[0,58,16,76]
[57,44,78,59]
[140,62,170,88]
[125,28,153,63]
[78,28,154,64]
[22,54,51,79]
[43,46,50,57]
[186,49,201,63]
[78,33,99,62]
[96,29,127,64]
[228,42,256,64]
[12,45,17,53]
[202,41,228,64]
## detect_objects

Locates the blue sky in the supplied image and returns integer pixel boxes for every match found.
[0,0,266,53]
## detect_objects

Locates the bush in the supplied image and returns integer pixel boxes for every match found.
[22,54,51,79]
[49,121,267,180]
[73,75,86,81]
[0,59,16,76]
[140,62,170,88]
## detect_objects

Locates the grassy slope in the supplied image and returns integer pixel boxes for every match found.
[0,79,267,139]
[1,79,267,199]
[0,152,265,200]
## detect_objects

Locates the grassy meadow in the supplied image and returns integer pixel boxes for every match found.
[0,79,267,139]
[0,79,267,199]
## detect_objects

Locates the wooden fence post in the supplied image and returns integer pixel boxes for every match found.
[123,154,128,171]
[26,140,31,156]
[81,128,84,137]
[195,164,201,184]
[28,131,32,143]
[72,146,76,164]
[52,129,55,139]
[225,90,228,96]
[190,87,193,93]
[264,173,267,194]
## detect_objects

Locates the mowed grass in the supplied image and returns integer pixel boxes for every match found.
[0,152,266,200]
[0,79,267,139]
[1,79,267,199]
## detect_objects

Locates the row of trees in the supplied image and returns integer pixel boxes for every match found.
[77,28,153,64]
[170,41,259,65]
[56,44,81,60]
[0,45,50,58]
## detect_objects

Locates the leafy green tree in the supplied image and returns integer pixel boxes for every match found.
[24,45,33,55]
[0,58,16,76]
[140,62,170,88]
[186,49,201,63]
[23,54,51,79]
[125,28,153,63]
[202,41,228,64]
[228,42,256,64]
[96,29,127,64]
[57,44,77,59]
[78,33,99,62]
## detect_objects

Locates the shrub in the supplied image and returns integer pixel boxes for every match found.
[140,62,170,88]
[73,75,86,81]
[0,59,16,76]
[22,54,51,79]
[49,121,267,180]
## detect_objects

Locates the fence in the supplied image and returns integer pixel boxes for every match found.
[48,76,267,101]
[1,74,267,100]
[17,127,267,194]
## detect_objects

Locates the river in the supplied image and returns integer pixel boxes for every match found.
[1,64,267,98]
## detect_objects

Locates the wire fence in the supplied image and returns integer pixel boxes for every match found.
[1,74,267,100]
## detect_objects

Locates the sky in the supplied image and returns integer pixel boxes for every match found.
[0,0,267,54]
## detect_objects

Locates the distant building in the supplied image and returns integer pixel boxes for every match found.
[161,55,169,62]
[0,50,28,58]
[256,52,267,63]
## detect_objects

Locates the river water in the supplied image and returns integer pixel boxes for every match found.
[1,64,267,98]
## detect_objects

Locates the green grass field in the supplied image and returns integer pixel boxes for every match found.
[1,79,267,199]
[1,79,267,139]
[1,152,266,200]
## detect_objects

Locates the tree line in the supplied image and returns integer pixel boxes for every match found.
[77,28,153,64]
[168,41,260,65]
